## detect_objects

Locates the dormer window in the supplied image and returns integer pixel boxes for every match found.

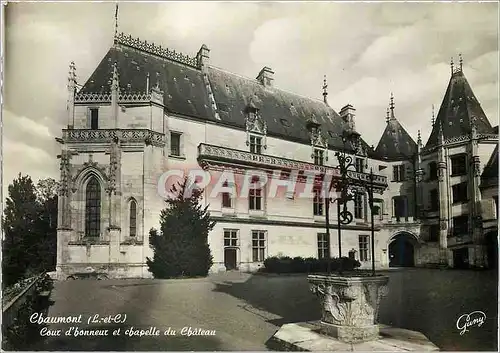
[250,135,263,154]
[245,98,267,153]
[313,148,324,166]
[307,116,328,165]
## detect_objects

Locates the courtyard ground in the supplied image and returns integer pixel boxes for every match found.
[36,268,497,351]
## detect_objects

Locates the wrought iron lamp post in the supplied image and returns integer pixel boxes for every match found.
[324,130,377,276]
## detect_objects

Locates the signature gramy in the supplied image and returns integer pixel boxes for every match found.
[456,311,486,335]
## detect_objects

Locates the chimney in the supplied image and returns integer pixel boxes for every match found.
[256,67,274,87]
[339,104,356,131]
[196,44,210,69]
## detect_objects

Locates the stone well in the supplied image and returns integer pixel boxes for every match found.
[307,274,389,343]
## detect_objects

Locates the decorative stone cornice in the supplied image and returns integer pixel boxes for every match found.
[197,143,388,193]
[423,133,498,153]
[74,92,152,104]
[62,129,165,147]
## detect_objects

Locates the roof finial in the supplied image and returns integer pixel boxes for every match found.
[431,104,435,126]
[322,75,328,104]
[68,61,76,87]
[438,122,444,144]
[113,3,119,43]
[111,62,119,92]
[417,130,422,145]
[389,92,395,119]
[459,53,463,72]
[386,107,390,124]
[154,72,160,91]
[450,57,454,75]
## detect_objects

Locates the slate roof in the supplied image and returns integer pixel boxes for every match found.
[481,145,498,183]
[78,36,378,156]
[374,108,418,162]
[79,46,214,120]
[424,69,493,150]
[207,67,375,153]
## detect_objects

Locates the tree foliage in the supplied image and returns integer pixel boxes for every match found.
[147,177,215,278]
[2,175,58,287]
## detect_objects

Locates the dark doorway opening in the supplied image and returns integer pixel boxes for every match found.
[485,232,498,270]
[453,248,470,269]
[224,248,237,270]
[389,234,415,267]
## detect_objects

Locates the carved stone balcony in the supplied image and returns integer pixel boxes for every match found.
[197,143,388,193]
[60,129,165,147]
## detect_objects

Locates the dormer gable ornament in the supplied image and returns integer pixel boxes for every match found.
[244,97,267,149]
[307,115,329,161]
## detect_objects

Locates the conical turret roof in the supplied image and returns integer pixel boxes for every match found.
[374,97,418,161]
[424,67,493,150]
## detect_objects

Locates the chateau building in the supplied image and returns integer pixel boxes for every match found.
[55,33,498,279]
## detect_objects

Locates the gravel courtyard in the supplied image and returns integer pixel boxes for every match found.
[36,268,497,351]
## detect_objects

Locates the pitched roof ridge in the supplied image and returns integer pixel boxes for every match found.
[114,32,199,69]
[208,65,337,110]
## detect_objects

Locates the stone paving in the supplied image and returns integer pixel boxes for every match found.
[35,268,497,351]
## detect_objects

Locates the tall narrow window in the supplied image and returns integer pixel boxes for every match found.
[354,193,363,219]
[317,233,330,259]
[313,149,324,166]
[250,135,262,154]
[452,182,468,204]
[393,196,408,221]
[129,200,137,237]
[90,108,99,130]
[222,181,232,208]
[393,165,405,182]
[429,189,439,211]
[85,176,101,237]
[450,154,467,176]
[249,177,262,211]
[355,158,365,173]
[313,187,324,216]
[252,231,266,262]
[428,224,439,242]
[170,132,181,156]
[452,215,469,236]
[428,162,438,181]
[358,235,369,261]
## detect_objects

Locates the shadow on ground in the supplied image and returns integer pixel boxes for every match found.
[213,274,322,327]
[31,280,224,351]
[212,269,498,351]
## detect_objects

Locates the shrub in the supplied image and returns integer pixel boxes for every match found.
[263,256,361,274]
[147,177,214,278]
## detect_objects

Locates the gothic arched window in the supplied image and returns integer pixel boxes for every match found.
[129,200,137,237]
[85,176,101,237]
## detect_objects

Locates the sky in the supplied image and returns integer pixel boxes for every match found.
[3,1,499,199]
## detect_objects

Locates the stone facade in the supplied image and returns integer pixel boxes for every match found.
[55,35,498,279]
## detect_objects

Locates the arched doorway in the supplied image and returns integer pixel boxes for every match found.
[388,232,417,267]
[485,231,498,270]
